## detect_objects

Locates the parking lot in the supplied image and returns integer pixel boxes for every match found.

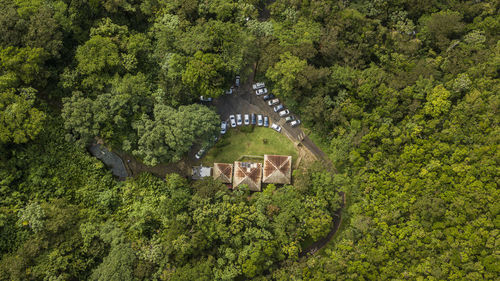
[210,80,334,171]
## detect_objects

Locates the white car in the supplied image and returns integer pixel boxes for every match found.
[257,114,263,126]
[229,115,236,127]
[244,114,250,125]
[271,123,282,133]
[268,98,279,106]
[285,116,295,123]
[252,82,265,90]
[236,114,242,126]
[264,116,269,127]
[200,96,213,102]
[279,109,290,117]
[235,75,240,87]
[290,120,301,127]
[225,87,233,95]
[195,148,206,159]
[221,121,227,134]
[256,88,268,96]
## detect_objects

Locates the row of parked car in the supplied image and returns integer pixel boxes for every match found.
[253,82,301,127]
[224,114,283,133]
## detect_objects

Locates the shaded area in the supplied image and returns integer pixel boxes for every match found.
[299,192,346,257]
[88,144,128,180]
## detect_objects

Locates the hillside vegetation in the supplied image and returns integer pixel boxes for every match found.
[0,0,498,280]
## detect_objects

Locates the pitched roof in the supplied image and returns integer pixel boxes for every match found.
[213,163,233,183]
[233,161,262,191]
[263,155,292,184]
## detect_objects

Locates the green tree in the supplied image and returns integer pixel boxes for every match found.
[182,51,227,98]
[0,88,45,144]
[17,201,45,233]
[133,103,220,165]
[266,52,307,102]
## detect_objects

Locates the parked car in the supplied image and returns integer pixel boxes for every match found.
[252,82,265,90]
[236,114,242,126]
[221,121,227,134]
[229,115,236,127]
[290,120,301,127]
[263,93,275,101]
[271,123,282,133]
[225,87,233,95]
[251,113,256,125]
[279,109,290,117]
[285,116,295,123]
[256,88,268,96]
[264,116,269,127]
[235,75,240,87]
[274,104,284,112]
[244,114,250,125]
[268,98,279,106]
[257,114,263,126]
[195,148,206,159]
[200,96,212,102]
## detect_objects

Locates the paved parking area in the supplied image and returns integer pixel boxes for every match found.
[211,81,334,171]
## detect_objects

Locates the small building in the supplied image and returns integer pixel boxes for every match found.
[192,166,212,180]
[213,163,233,183]
[263,155,292,184]
[233,161,262,191]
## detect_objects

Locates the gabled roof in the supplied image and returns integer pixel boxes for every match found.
[213,163,233,183]
[263,155,292,184]
[233,161,262,191]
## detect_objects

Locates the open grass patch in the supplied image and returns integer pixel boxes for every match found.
[202,126,298,165]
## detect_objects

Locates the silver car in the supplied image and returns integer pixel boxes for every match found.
[244,114,250,125]
[221,121,227,134]
[271,123,282,133]
[274,104,284,112]
[279,109,290,117]
[268,98,279,106]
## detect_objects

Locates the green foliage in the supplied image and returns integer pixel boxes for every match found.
[182,51,227,98]
[266,52,307,101]
[133,103,220,165]
[1,0,498,280]
[17,202,45,233]
[0,88,45,144]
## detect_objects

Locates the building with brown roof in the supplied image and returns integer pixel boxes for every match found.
[263,155,292,184]
[213,163,233,183]
[233,161,262,191]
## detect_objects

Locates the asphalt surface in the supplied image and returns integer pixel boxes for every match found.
[212,82,335,171]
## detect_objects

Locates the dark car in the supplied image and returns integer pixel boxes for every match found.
[273,104,284,112]
[251,113,256,125]
[263,93,275,101]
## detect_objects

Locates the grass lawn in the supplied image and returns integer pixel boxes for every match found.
[201,126,298,165]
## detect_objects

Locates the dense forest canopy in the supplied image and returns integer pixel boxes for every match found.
[0,0,498,280]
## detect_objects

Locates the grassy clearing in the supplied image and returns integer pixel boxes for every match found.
[202,126,298,165]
